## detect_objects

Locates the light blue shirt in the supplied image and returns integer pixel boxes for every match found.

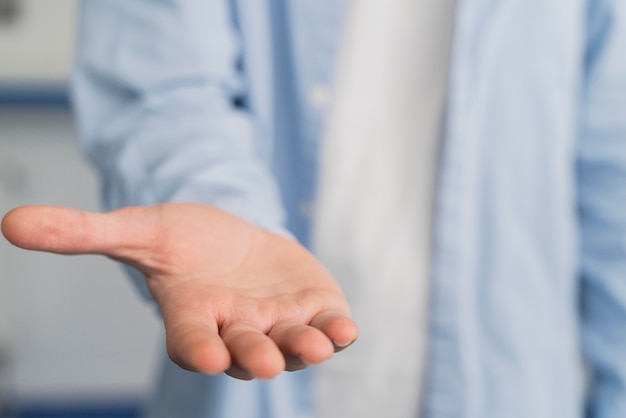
[72,1,626,417]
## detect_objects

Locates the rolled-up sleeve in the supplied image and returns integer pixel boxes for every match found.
[72,0,288,299]
[578,0,626,416]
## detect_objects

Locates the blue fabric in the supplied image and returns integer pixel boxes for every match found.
[72,0,626,417]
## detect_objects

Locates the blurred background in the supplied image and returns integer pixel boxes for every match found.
[0,1,162,417]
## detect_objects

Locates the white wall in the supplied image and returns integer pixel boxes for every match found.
[0,0,76,82]
[0,108,162,404]
[0,2,164,406]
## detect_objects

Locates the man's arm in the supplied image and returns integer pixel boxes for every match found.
[578,0,626,415]
[17,0,359,380]
[73,0,289,298]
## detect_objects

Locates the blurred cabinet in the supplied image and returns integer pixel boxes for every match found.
[0,107,162,405]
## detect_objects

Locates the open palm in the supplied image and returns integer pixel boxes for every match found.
[1,203,358,380]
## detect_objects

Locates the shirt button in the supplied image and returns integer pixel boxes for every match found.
[308,83,332,108]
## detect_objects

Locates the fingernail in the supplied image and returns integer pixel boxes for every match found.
[332,340,355,351]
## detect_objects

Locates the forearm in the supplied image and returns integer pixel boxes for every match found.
[72,0,290,299]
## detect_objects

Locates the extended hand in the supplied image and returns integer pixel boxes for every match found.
[1,203,358,380]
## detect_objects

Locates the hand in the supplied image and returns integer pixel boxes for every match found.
[1,203,358,380]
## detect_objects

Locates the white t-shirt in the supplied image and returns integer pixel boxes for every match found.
[314,0,457,417]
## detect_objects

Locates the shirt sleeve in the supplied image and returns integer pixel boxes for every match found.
[578,0,626,415]
[72,0,290,300]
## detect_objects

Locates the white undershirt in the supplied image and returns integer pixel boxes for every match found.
[313,1,456,417]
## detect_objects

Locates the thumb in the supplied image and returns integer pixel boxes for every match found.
[1,205,158,261]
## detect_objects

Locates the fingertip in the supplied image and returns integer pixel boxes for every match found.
[292,328,334,365]
[2,208,16,241]
[166,325,232,375]
[2,206,32,247]
[329,318,360,348]
[221,324,287,380]
[245,341,286,380]
[312,313,359,351]
[1,205,91,253]
[187,340,232,375]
